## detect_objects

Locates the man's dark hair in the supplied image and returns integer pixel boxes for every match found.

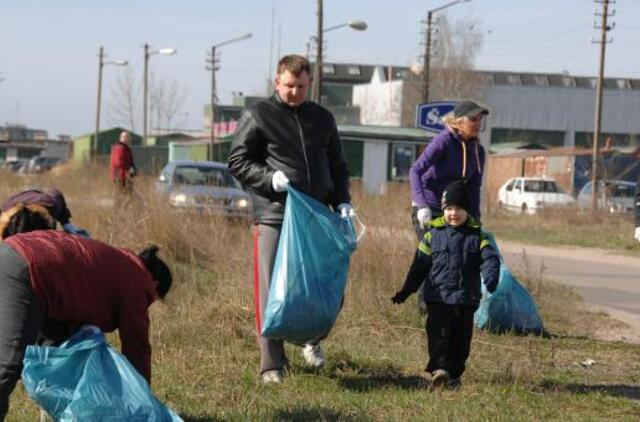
[277,55,311,77]
[138,245,173,299]
[0,204,55,239]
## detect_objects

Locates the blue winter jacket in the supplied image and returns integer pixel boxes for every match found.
[409,129,485,218]
[399,216,499,307]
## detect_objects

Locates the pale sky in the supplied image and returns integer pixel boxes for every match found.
[1,0,638,137]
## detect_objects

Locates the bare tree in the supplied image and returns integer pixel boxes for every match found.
[148,74,187,133]
[161,80,187,132]
[401,16,488,126]
[429,16,487,100]
[107,67,139,131]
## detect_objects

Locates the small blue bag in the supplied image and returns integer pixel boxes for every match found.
[261,187,358,343]
[22,326,182,421]
[474,233,545,334]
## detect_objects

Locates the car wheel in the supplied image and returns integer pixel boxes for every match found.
[521,203,528,214]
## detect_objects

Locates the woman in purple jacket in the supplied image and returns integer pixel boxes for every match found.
[410,101,490,236]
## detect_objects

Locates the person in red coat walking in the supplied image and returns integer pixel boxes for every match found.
[110,131,137,191]
[0,229,173,419]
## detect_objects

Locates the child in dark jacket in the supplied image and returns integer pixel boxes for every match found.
[392,179,500,388]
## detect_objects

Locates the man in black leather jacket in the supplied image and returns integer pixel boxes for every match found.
[228,54,352,384]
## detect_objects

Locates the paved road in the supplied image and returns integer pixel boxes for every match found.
[498,239,640,340]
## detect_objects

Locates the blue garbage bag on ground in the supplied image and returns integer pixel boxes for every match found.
[261,187,358,343]
[22,326,182,421]
[474,232,545,335]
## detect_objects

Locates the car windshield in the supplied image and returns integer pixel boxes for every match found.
[523,180,562,193]
[606,183,635,198]
[173,165,237,188]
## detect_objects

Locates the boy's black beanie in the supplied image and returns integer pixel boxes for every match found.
[441,179,470,211]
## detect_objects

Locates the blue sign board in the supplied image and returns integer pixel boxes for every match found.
[416,101,457,133]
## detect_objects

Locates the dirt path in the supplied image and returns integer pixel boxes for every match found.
[498,239,640,344]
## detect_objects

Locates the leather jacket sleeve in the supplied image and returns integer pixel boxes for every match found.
[326,116,351,207]
[228,110,276,196]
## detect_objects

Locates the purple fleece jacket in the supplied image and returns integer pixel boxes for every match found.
[409,128,485,218]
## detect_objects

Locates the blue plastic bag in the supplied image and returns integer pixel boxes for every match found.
[261,187,358,343]
[22,326,182,421]
[474,232,544,334]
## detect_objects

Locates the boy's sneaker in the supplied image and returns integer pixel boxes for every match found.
[430,369,450,388]
[261,369,284,385]
[302,344,326,368]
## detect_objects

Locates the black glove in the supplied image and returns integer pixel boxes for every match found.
[391,290,409,304]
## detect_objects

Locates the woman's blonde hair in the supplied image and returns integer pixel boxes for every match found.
[441,113,467,133]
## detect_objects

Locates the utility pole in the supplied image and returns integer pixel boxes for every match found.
[591,0,615,210]
[94,46,104,161]
[311,0,323,103]
[420,1,472,104]
[422,11,434,103]
[206,46,219,161]
[143,43,149,147]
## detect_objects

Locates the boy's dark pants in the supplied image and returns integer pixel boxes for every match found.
[425,303,476,379]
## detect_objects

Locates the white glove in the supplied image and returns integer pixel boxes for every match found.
[337,203,355,218]
[271,170,290,193]
[416,207,432,227]
[635,227,640,243]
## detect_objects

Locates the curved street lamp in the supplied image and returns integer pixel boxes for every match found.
[143,44,177,144]
[94,46,128,159]
[206,32,253,160]
[310,2,368,103]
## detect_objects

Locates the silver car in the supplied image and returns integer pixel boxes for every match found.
[156,160,251,217]
[577,179,635,213]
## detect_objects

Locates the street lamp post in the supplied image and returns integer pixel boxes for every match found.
[205,33,252,161]
[422,0,472,103]
[143,44,176,146]
[94,46,127,160]
[311,0,367,103]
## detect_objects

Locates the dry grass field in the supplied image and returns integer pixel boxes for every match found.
[3,167,640,421]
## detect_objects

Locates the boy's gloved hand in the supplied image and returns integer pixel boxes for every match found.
[337,203,355,218]
[63,223,90,238]
[635,227,640,243]
[271,170,290,193]
[416,207,432,227]
[391,290,409,304]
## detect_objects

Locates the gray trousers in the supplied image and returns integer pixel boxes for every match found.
[0,244,43,420]
[254,224,287,374]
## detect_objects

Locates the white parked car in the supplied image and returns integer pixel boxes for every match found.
[576,179,635,213]
[497,177,574,214]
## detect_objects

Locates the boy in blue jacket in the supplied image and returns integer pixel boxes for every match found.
[392,179,499,388]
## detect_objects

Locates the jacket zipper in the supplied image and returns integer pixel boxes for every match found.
[293,109,311,191]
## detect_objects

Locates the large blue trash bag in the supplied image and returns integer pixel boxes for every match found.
[261,187,358,343]
[474,232,545,335]
[22,326,183,421]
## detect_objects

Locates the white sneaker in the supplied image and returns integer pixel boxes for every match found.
[261,369,284,385]
[302,344,326,368]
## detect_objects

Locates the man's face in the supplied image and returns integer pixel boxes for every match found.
[443,205,468,227]
[120,132,130,144]
[275,70,310,107]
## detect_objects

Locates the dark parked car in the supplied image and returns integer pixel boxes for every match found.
[156,160,252,217]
